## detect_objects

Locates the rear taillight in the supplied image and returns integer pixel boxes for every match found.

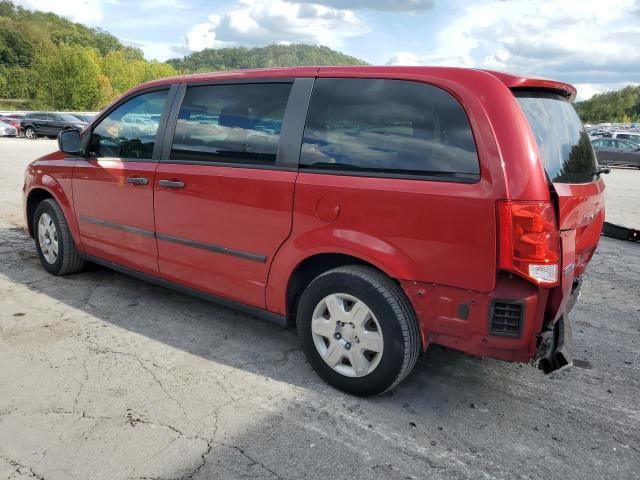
[497,201,560,286]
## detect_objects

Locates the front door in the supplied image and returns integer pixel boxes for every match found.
[154,80,308,308]
[72,88,173,275]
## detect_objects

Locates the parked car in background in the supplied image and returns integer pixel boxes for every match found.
[122,115,158,135]
[0,116,22,135]
[24,66,605,395]
[20,112,87,139]
[592,137,640,168]
[608,131,640,144]
[0,119,18,137]
[71,113,95,123]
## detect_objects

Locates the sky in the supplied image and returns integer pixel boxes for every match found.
[13,0,640,100]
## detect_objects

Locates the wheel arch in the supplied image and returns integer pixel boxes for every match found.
[26,186,81,249]
[26,188,54,237]
[267,228,419,319]
[277,250,415,327]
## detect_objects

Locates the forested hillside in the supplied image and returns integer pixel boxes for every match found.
[575,86,640,123]
[0,2,367,112]
[0,1,175,110]
[166,44,366,73]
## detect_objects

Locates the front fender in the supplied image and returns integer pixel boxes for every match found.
[25,157,81,249]
[265,227,417,315]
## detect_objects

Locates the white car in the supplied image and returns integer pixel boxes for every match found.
[609,131,640,144]
[0,120,17,137]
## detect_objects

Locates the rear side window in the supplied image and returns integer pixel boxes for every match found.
[515,91,597,183]
[300,78,479,179]
[170,83,293,166]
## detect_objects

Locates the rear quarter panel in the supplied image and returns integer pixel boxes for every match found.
[267,68,554,316]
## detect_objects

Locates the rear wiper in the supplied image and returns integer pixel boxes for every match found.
[594,167,611,176]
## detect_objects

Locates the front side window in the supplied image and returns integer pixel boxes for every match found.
[300,78,479,178]
[90,89,168,159]
[170,83,293,166]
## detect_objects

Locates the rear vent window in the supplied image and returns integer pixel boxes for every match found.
[490,301,524,337]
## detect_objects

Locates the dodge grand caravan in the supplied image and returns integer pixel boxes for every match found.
[23,67,605,395]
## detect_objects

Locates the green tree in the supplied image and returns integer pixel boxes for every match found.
[34,44,101,110]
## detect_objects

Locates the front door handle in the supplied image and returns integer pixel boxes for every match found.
[159,179,185,189]
[126,176,149,185]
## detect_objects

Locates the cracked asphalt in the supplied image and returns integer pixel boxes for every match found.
[0,138,639,480]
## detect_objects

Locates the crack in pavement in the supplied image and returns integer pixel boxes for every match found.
[0,455,46,480]
[225,444,285,480]
[85,343,188,417]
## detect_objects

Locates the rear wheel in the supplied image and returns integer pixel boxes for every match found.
[297,265,421,396]
[33,199,84,275]
[24,126,36,139]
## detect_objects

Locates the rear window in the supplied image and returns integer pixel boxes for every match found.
[515,91,597,183]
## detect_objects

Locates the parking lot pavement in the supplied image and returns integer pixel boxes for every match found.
[0,138,639,480]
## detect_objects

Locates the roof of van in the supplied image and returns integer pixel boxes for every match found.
[135,66,577,101]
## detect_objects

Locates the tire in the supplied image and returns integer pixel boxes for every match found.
[24,126,36,139]
[297,265,421,396]
[33,199,84,275]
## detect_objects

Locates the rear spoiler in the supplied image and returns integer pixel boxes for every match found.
[479,70,577,102]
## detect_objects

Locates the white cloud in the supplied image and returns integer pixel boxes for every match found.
[13,0,106,24]
[288,0,434,11]
[386,52,473,68]
[184,0,369,52]
[574,82,640,102]
[386,0,640,99]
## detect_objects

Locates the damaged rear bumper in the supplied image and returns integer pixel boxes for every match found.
[535,278,581,374]
[536,315,574,374]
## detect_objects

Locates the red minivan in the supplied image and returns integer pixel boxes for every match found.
[23,67,605,395]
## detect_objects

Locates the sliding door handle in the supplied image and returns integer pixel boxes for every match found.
[159,179,185,189]
[126,176,149,185]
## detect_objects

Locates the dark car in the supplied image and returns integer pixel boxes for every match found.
[20,112,87,139]
[23,66,605,395]
[592,137,640,168]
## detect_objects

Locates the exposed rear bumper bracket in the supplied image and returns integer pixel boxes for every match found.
[602,222,639,242]
[535,315,574,374]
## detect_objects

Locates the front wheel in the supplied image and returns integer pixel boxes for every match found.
[33,199,84,275]
[297,265,421,396]
[24,126,36,139]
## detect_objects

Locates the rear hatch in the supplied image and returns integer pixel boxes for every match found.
[515,90,605,315]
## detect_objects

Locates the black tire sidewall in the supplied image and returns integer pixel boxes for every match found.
[297,271,408,396]
[33,201,65,274]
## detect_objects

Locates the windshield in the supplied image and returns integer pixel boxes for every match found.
[515,91,598,183]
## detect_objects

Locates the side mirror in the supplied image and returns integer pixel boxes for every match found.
[58,129,82,155]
